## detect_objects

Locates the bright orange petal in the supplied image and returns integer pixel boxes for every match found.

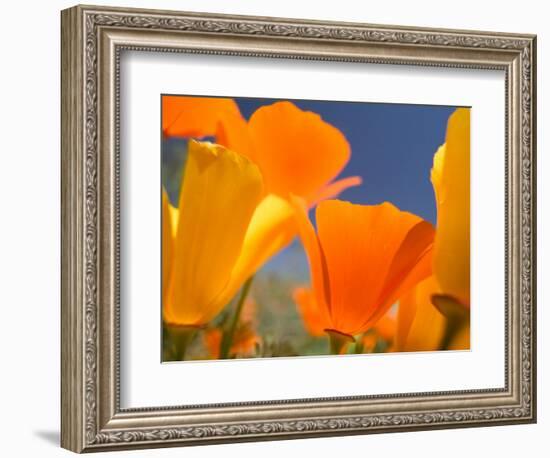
[290,196,331,317]
[315,200,432,336]
[248,101,351,200]
[162,95,244,139]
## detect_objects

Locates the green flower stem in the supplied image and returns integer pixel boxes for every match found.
[326,329,355,355]
[168,325,200,361]
[220,276,254,359]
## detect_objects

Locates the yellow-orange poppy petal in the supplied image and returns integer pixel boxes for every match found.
[316,200,431,336]
[214,194,297,310]
[293,287,330,336]
[233,194,296,284]
[162,189,175,303]
[247,101,351,199]
[162,95,243,139]
[164,140,264,326]
[396,276,446,352]
[431,108,470,307]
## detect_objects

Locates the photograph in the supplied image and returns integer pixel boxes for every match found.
[161,95,471,361]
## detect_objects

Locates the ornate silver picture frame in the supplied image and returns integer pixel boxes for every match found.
[61,4,536,453]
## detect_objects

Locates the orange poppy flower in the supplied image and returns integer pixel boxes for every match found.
[241,101,358,202]
[292,198,435,347]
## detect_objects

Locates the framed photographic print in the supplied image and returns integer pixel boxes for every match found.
[61,4,537,453]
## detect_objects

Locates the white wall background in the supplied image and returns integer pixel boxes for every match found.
[0,0,545,456]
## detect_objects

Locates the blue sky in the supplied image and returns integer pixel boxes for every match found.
[237,97,457,225]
